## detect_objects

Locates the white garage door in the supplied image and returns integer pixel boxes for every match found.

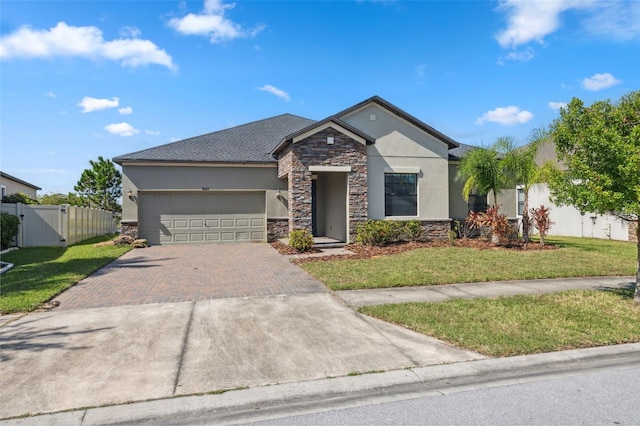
[139,192,266,245]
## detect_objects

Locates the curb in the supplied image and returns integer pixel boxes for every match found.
[4,343,638,425]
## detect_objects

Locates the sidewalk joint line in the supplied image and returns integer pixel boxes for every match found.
[173,301,196,396]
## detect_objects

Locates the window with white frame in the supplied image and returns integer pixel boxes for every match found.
[0,185,6,199]
[384,173,417,216]
[517,187,525,216]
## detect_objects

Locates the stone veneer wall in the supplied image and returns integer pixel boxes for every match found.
[278,128,368,242]
[120,221,139,239]
[420,220,451,241]
[267,218,289,242]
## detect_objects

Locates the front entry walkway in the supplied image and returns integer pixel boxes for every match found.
[53,244,327,310]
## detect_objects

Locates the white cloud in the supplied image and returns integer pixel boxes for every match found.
[145,129,160,135]
[78,96,119,113]
[582,1,640,40]
[475,106,534,126]
[581,72,622,91]
[119,26,141,39]
[258,84,290,101]
[548,101,567,110]
[0,22,176,70]
[118,106,133,115]
[497,47,534,65]
[45,91,56,98]
[105,122,139,136]
[168,0,264,43]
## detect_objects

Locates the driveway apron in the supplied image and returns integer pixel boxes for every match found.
[53,244,327,310]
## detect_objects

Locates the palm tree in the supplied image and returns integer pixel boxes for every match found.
[455,137,511,209]
[499,128,551,242]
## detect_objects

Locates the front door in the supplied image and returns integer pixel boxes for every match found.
[311,179,318,235]
[311,172,347,242]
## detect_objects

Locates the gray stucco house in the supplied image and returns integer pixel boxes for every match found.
[114,96,479,245]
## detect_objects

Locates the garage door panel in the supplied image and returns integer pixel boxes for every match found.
[140,192,266,245]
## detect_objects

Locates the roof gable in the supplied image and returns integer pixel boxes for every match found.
[337,96,459,149]
[270,116,375,155]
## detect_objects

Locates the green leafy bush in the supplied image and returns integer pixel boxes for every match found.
[289,229,314,252]
[402,220,424,242]
[355,220,425,247]
[1,192,38,205]
[0,212,20,249]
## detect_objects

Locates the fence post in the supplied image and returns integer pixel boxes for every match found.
[17,202,24,248]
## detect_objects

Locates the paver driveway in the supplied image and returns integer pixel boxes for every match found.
[53,244,326,310]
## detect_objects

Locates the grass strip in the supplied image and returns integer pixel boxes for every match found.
[302,237,636,290]
[0,235,130,314]
[360,289,640,357]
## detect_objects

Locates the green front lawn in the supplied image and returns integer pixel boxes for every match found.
[0,235,130,314]
[301,237,636,291]
[360,289,640,357]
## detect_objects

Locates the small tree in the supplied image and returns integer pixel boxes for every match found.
[74,156,122,212]
[548,90,640,302]
[530,205,553,246]
[499,128,552,242]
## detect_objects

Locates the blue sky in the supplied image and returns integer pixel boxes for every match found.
[1,0,638,195]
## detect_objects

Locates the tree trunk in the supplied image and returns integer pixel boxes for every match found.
[539,232,545,247]
[522,190,530,243]
[634,224,639,303]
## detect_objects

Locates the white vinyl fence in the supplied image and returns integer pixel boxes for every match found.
[1,203,116,247]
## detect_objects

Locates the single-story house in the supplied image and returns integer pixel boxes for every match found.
[0,171,41,200]
[114,96,489,245]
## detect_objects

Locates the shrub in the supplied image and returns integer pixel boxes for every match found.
[531,205,553,246]
[356,220,402,246]
[0,213,20,249]
[466,205,511,245]
[356,220,425,246]
[402,220,424,242]
[1,192,38,205]
[289,229,314,252]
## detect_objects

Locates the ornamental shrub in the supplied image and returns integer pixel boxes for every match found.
[355,220,424,246]
[289,229,314,252]
[1,212,20,249]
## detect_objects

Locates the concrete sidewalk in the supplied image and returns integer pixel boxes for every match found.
[335,276,635,308]
[3,343,638,425]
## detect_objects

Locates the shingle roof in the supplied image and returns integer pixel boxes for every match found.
[113,113,316,164]
[448,142,476,160]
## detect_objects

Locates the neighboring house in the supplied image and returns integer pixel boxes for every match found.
[517,140,636,242]
[0,171,41,200]
[115,96,488,245]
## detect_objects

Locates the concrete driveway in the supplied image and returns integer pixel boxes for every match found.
[0,244,484,419]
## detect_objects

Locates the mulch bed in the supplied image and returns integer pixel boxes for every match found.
[273,238,557,264]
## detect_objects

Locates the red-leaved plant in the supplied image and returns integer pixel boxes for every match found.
[466,205,511,245]
[530,205,553,246]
